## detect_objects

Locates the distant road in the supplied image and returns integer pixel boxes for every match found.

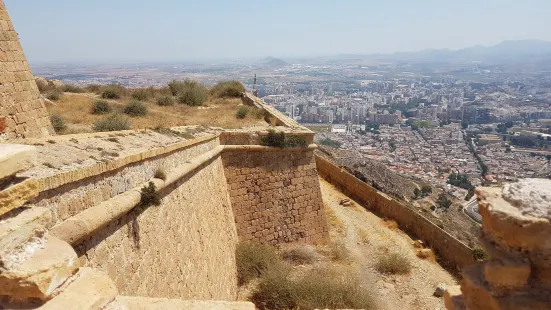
[463,199,482,224]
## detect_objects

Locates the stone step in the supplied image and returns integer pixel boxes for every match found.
[39,268,117,310]
[0,235,79,300]
[104,296,256,310]
[0,144,37,181]
[0,207,51,261]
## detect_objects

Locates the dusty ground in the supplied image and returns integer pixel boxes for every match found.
[46,92,268,133]
[319,178,457,310]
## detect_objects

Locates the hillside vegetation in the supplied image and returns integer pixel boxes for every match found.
[37,79,267,134]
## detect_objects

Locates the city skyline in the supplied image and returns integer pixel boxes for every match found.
[6,0,551,63]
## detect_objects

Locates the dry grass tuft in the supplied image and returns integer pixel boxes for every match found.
[383,219,400,232]
[416,248,437,263]
[375,252,412,274]
[236,242,279,286]
[325,204,345,235]
[251,266,377,310]
[357,228,370,244]
[281,244,318,265]
[329,241,349,262]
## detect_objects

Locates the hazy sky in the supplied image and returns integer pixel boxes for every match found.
[6,0,551,63]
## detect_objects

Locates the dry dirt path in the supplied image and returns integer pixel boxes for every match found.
[320,178,457,310]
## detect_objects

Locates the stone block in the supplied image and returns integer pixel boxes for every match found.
[484,258,530,289]
[0,207,51,260]
[0,144,37,180]
[0,236,79,300]
[39,268,117,310]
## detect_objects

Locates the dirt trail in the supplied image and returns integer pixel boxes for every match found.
[320,178,456,310]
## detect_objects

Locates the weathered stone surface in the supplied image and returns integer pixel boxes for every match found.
[484,258,530,288]
[0,144,37,180]
[434,283,448,297]
[443,285,466,310]
[460,264,501,310]
[0,236,79,300]
[0,177,39,216]
[0,206,51,260]
[105,296,255,310]
[39,268,117,310]
[501,178,551,220]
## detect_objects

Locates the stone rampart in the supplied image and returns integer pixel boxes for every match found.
[223,147,328,245]
[0,1,53,139]
[315,155,475,269]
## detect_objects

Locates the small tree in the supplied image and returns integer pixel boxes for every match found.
[436,193,452,209]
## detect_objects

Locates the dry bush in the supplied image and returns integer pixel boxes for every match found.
[123,100,148,116]
[325,205,345,234]
[156,95,174,106]
[100,84,126,99]
[85,84,102,93]
[50,114,66,133]
[281,245,318,265]
[357,228,370,244]
[210,80,245,98]
[154,167,167,180]
[46,89,62,101]
[329,241,349,262]
[60,84,84,93]
[91,100,112,115]
[375,252,412,274]
[416,248,437,263]
[383,219,399,231]
[236,242,279,285]
[93,114,131,132]
[131,88,150,101]
[236,106,248,119]
[251,266,376,310]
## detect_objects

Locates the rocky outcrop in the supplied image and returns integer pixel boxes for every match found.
[445,178,551,310]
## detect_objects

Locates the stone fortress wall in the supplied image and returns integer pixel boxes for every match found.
[0,1,53,139]
[315,155,475,269]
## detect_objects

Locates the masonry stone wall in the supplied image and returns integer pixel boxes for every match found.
[0,1,54,139]
[316,155,475,269]
[223,150,329,245]
[32,137,220,226]
[77,156,238,300]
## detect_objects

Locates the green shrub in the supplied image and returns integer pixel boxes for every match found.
[139,181,160,207]
[168,80,186,96]
[156,96,174,106]
[46,89,62,101]
[236,106,248,119]
[60,84,84,93]
[91,100,112,115]
[210,80,245,98]
[131,89,150,101]
[375,252,412,274]
[236,242,279,285]
[123,100,148,116]
[101,84,126,99]
[472,247,488,261]
[260,130,308,148]
[178,85,208,106]
[93,113,131,132]
[285,135,308,148]
[50,115,66,133]
[260,129,286,148]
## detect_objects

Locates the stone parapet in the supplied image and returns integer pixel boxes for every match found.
[447,178,551,310]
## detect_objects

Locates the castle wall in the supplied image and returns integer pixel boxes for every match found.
[222,149,329,245]
[76,156,238,300]
[31,136,239,300]
[315,155,475,269]
[0,1,53,139]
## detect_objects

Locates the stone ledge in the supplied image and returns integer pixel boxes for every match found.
[0,144,36,180]
[0,177,39,216]
[105,296,255,310]
[39,267,117,310]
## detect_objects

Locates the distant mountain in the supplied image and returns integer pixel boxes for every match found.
[260,56,287,67]
[329,40,551,64]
